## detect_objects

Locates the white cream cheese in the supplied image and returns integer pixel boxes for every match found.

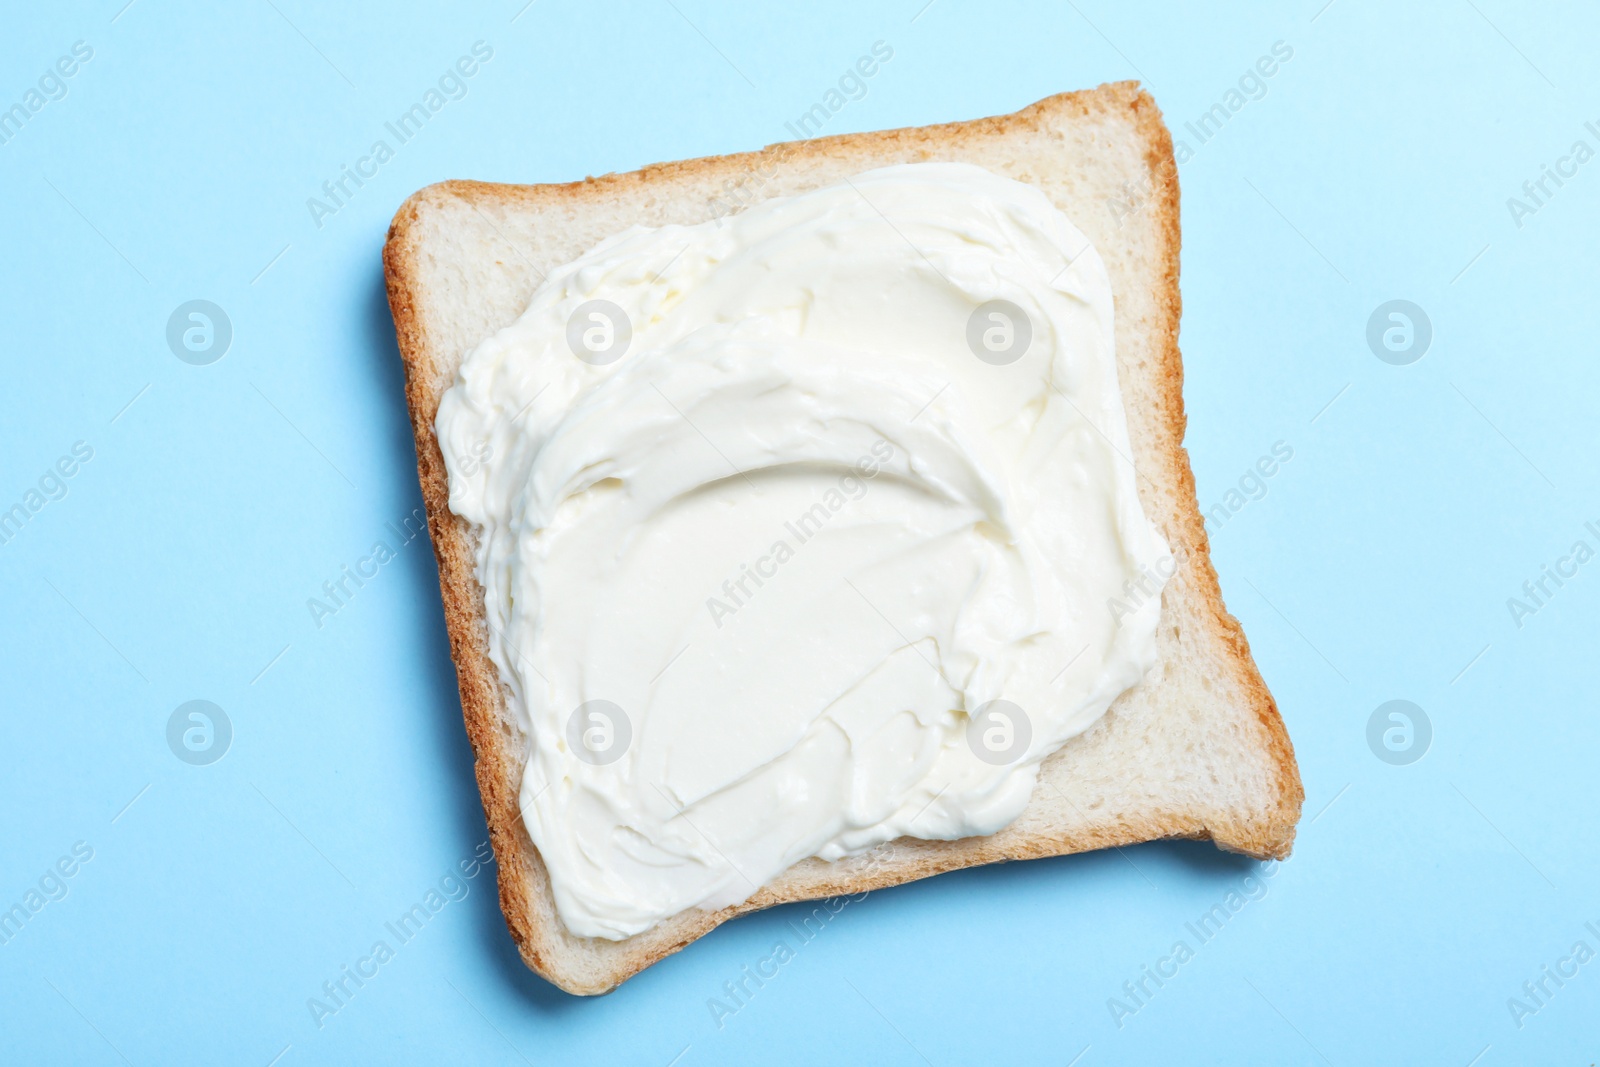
[436,162,1170,940]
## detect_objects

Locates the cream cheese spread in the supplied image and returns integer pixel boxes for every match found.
[436,162,1170,939]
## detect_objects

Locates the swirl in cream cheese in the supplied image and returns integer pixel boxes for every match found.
[436,162,1170,939]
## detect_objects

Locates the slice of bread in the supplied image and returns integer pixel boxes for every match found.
[383,81,1303,996]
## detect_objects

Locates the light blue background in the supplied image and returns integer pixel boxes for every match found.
[2,1,1596,1063]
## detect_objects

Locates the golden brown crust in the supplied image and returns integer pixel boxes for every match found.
[383,82,1302,995]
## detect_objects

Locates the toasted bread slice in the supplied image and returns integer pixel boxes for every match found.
[382,81,1303,995]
